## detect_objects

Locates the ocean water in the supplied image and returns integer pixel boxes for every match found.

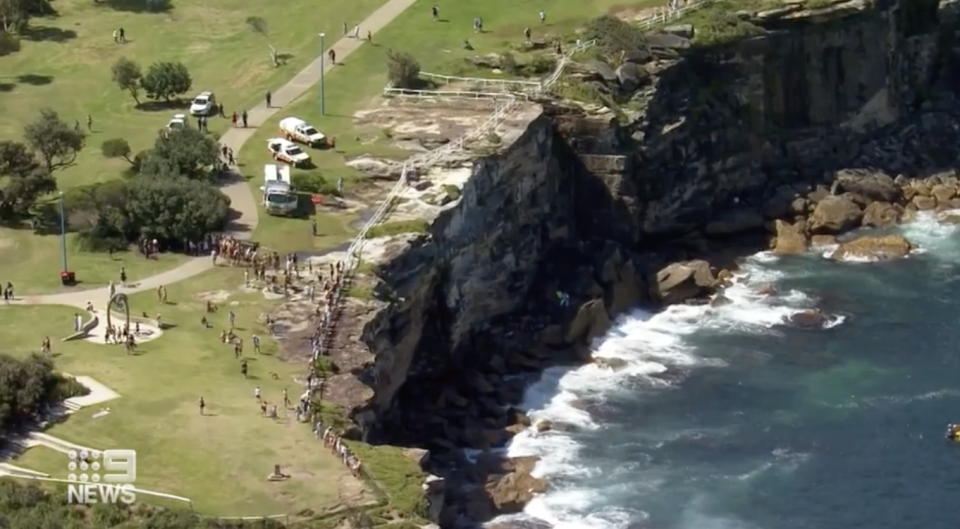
[494,213,960,529]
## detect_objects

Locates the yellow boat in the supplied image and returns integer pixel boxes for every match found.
[946,424,960,441]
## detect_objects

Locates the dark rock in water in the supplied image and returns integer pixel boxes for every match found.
[784,309,832,329]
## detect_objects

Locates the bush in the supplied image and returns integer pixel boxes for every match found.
[0,353,87,439]
[0,32,21,56]
[292,171,341,196]
[583,15,648,55]
[499,52,520,75]
[691,9,766,47]
[72,176,229,251]
[524,54,557,75]
[141,128,219,181]
[140,61,192,101]
[386,49,421,89]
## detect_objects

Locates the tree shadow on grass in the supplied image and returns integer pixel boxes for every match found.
[94,0,173,13]
[20,26,77,42]
[17,74,54,86]
[0,83,14,92]
[276,52,294,65]
[136,99,185,112]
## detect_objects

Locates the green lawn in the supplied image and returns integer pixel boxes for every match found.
[3,269,370,517]
[0,229,190,295]
[0,0,389,292]
[242,0,643,244]
[0,0,388,191]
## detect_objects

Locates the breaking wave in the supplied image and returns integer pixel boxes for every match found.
[490,251,835,529]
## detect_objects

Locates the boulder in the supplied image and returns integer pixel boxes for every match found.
[593,356,629,371]
[704,208,765,236]
[911,195,937,211]
[810,234,838,247]
[772,220,809,255]
[565,299,611,344]
[939,212,960,225]
[860,201,901,228]
[808,195,863,234]
[835,169,901,203]
[654,260,715,305]
[932,184,957,204]
[755,283,777,296]
[485,466,549,515]
[829,234,914,261]
[784,309,830,328]
[715,269,734,288]
[615,62,649,92]
[534,419,552,433]
[662,23,694,38]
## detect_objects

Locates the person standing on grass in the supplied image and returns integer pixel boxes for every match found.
[255,386,261,401]
[241,359,248,378]
[539,11,546,24]
[432,4,439,20]
[252,333,261,354]
[86,114,93,131]
[524,27,532,43]
[119,267,127,287]
[218,102,225,117]
[199,396,206,415]
[119,27,126,42]
[231,111,238,127]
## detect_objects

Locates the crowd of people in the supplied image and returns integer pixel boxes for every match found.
[308,260,348,362]
[314,421,363,478]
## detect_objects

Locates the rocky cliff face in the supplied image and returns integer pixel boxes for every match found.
[346,0,960,523]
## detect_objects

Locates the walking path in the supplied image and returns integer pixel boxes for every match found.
[10,0,421,309]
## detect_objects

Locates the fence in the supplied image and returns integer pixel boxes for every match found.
[419,71,543,92]
[302,39,598,365]
[382,86,529,101]
[636,0,717,31]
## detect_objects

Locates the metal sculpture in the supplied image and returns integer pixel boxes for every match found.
[106,293,131,330]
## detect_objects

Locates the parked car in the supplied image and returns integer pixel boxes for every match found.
[279,117,328,147]
[166,113,187,130]
[189,91,216,116]
[266,138,311,166]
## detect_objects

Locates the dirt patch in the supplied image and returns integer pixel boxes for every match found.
[609,3,662,21]
[197,290,232,303]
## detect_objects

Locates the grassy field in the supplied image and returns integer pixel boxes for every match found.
[4,269,371,517]
[0,0,388,292]
[0,230,190,295]
[243,0,647,245]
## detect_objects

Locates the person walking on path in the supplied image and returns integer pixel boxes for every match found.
[218,103,225,117]
[265,91,272,108]
[328,49,336,64]
[231,111,238,127]
[241,110,248,128]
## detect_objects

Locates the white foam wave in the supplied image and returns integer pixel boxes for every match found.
[496,254,830,528]
[820,388,960,409]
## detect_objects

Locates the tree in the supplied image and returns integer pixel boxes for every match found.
[124,176,229,241]
[140,127,219,181]
[0,353,87,439]
[245,16,279,66]
[0,140,55,219]
[140,61,192,102]
[22,108,85,171]
[111,57,142,106]
[0,31,20,56]
[386,49,421,89]
[101,138,133,164]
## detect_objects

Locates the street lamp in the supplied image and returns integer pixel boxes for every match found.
[58,191,68,273]
[319,32,326,115]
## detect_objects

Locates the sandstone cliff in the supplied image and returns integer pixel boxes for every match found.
[338,0,960,524]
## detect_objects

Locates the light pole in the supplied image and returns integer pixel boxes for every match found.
[58,191,68,273]
[319,32,326,115]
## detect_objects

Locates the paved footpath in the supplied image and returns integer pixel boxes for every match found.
[12,0,421,309]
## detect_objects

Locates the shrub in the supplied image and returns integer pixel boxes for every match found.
[583,15,648,55]
[292,171,341,196]
[0,353,87,439]
[386,49,421,89]
[0,32,21,56]
[365,219,429,238]
[499,52,521,75]
[525,54,557,75]
[140,61,192,101]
